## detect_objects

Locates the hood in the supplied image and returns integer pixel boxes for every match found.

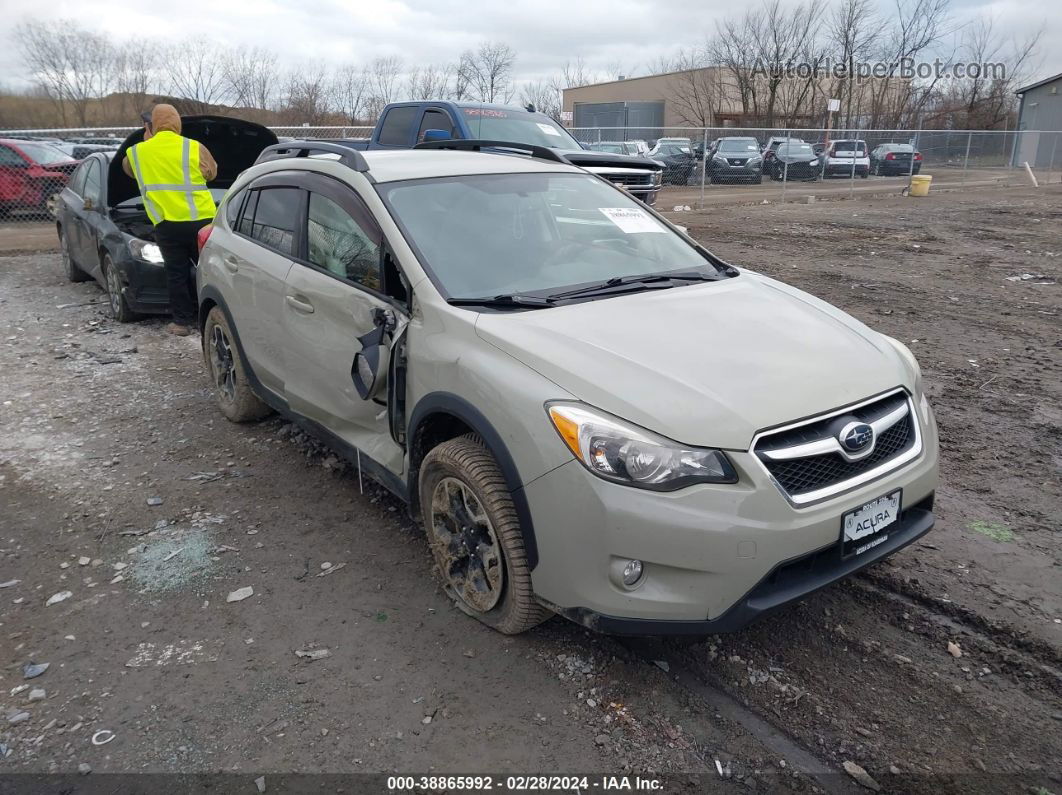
[474,273,910,450]
[108,115,278,208]
[558,149,663,172]
[150,103,182,135]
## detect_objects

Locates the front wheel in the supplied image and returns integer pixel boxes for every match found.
[202,306,272,422]
[419,436,550,634]
[102,254,136,322]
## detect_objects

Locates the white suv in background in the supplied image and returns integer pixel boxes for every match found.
[818,139,870,178]
[195,140,938,635]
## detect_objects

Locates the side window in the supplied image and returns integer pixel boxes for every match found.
[224,188,246,227]
[418,109,453,140]
[0,146,25,166]
[377,106,419,146]
[306,192,381,290]
[68,162,89,196]
[237,190,259,237]
[82,161,102,204]
[250,188,300,255]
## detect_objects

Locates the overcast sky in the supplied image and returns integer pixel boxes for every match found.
[2,0,1058,90]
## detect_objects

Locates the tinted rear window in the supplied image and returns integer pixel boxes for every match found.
[249,188,301,255]
[378,106,418,146]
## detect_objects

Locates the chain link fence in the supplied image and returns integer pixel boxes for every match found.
[1,124,1058,228]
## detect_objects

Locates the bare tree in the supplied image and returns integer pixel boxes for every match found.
[944,16,1042,129]
[362,56,403,120]
[664,48,720,126]
[334,63,370,123]
[520,79,561,119]
[166,39,227,113]
[458,42,516,103]
[283,61,332,125]
[225,46,279,112]
[114,41,155,119]
[406,64,450,101]
[15,20,119,125]
[825,0,877,127]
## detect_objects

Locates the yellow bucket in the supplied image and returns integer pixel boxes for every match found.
[909,174,932,197]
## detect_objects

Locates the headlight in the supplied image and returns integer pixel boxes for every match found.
[547,403,737,490]
[748,156,762,165]
[652,170,663,185]
[128,239,164,264]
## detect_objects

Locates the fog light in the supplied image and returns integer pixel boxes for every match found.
[622,559,643,587]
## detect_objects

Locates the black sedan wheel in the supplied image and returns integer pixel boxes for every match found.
[102,254,136,323]
[58,227,89,283]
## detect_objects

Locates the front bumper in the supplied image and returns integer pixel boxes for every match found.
[524,402,938,632]
[113,248,171,314]
[824,163,869,176]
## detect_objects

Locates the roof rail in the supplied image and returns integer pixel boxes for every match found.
[414,139,570,165]
[255,140,370,172]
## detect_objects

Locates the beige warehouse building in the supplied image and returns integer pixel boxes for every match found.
[563,67,900,133]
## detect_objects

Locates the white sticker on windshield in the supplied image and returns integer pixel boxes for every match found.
[536,123,561,136]
[599,207,667,234]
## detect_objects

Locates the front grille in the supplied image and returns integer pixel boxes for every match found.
[754,391,918,502]
[604,172,654,186]
[727,158,748,165]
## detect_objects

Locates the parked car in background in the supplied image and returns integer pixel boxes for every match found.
[54,116,277,321]
[196,138,938,637]
[706,137,763,184]
[66,136,123,146]
[765,141,821,181]
[869,143,922,176]
[648,139,697,185]
[336,101,663,205]
[761,137,805,173]
[69,143,119,160]
[818,139,870,178]
[589,141,642,156]
[0,138,80,218]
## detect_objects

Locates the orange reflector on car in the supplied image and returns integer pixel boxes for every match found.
[548,406,581,458]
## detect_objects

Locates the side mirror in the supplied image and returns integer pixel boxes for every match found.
[351,308,396,400]
[421,129,451,143]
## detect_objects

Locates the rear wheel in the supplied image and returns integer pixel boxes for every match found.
[58,227,89,283]
[102,254,136,322]
[419,436,550,635]
[203,306,271,422]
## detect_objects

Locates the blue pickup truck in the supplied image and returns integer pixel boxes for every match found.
[333,101,664,206]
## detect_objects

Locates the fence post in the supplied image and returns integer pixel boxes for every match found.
[699,128,708,210]
[962,131,972,186]
[781,157,789,204]
[849,129,857,200]
[907,129,918,190]
[1048,133,1059,185]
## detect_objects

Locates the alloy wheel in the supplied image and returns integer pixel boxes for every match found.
[210,325,236,402]
[428,476,504,613]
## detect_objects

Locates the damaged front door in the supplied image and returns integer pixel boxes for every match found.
[281,186,406,477]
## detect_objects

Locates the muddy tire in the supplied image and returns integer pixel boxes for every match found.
[419,436,550,634]
[202,306,271,423]
[102,254,136,322]
[58,227,89,283]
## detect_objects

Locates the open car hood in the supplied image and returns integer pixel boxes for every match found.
[108,115,278,208]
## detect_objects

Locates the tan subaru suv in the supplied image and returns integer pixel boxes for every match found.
[196,139,939,635]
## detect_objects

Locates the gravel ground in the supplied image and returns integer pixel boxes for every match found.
[1,183,1059,793]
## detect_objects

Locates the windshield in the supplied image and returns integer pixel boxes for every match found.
[18,142,77,165]
[718,139,759,153]
[380,172,719,300]
[778,143,815,157]
[460,108,580,149]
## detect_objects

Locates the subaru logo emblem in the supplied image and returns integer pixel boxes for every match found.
[839,421,874,452]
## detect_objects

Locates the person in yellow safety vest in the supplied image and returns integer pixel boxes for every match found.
[122,104,218,336]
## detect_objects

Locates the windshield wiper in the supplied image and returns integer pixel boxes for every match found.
[447,294,555,309]
[548,271,719,301]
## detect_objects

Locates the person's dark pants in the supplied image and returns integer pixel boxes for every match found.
[155,219,211,328]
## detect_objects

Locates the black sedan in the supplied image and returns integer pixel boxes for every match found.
[648,141,697,185]
[765,141,821,181]
[55,116,277,321]
[870,143,922,176]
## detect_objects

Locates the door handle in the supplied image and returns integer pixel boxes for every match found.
[285,295,315,314]
[222,255,239,273]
